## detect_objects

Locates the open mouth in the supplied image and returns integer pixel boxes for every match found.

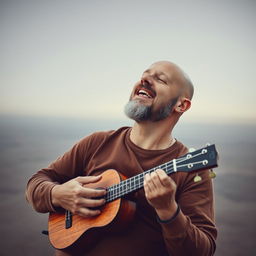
[135,88,156,99]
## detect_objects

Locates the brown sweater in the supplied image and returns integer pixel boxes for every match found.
[26,127,217,256]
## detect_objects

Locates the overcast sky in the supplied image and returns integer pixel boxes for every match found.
[1,0,255,124]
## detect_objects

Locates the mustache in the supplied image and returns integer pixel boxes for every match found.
[136,83,156,98]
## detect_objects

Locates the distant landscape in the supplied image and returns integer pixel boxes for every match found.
[0,115,255,256]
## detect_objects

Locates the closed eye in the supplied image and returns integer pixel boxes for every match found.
[157,77,167,84]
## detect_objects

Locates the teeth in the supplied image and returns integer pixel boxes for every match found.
[138,89,151,98]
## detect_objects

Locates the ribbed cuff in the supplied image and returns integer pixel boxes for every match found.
[157,205,180,224]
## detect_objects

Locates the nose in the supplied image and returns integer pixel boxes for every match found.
[141,76,153,87]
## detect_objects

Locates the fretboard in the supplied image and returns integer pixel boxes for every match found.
[104,144,218,203]
[105,159,177,203]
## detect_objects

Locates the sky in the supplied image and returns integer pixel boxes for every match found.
[1,0,256,124]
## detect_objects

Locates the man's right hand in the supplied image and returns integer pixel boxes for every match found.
[51,175,106,218]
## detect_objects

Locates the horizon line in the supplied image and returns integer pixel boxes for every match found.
[1,112,255,126]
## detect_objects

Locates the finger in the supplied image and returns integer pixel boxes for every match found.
[155,169,173,187]
[76,175,102,185]
[144,173,153,193]
[80,198,106,208]
[149,171,163,190]
[77,207,101,218]
[144,178,152,200]
[145,171,161,192]
[80,187,106,198]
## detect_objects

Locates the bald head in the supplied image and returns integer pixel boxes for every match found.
[150,61,194,100]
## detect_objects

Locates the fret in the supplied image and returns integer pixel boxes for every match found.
[106,161,174,202]
[105,144,218,203]
[108,187,112,201]
[131,176,135,191]
[117,182,120,197]
[126,179,130,191]
[166,160,174,175]
[122,181,126,188]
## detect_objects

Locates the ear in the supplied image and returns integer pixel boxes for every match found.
[174,98,191,113]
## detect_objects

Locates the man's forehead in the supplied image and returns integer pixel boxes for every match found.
[144,61,177,77]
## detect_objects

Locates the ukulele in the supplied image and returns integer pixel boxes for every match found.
[48,144,218,249]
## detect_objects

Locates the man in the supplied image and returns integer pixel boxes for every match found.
[26,61,217,255]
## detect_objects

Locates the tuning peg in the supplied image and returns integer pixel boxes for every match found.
[189,147,195,152]
[193,173,202,183]
[209,169,216,179]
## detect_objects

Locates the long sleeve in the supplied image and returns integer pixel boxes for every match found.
[160,169,217,256]
[25,136,92,213]
[25,127,218,256]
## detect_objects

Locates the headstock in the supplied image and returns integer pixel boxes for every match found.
[176,144,218,173]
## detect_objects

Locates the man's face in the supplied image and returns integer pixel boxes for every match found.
[124,62,181,122]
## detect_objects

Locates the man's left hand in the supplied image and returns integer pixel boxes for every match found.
[144,169,178,221]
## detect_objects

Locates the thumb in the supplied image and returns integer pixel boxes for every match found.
[76,175,102,185]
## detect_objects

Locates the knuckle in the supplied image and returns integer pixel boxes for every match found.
[144,174,150,180]
[152,173,158,179]
[73,198,80,206]
[73,187,82,196]
[156,169,163,175]
[75,176,82,182]
[162,176,169,182]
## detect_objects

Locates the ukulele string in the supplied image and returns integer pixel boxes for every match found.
[106,149,208,202]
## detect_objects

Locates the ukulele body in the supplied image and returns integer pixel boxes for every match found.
[48,169,136,249]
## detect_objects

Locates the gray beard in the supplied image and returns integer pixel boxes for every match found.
[124,98,178,122]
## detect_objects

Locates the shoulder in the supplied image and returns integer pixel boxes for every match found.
[77,126,131,148]
[86,126,130,141]
[173,140,189,158]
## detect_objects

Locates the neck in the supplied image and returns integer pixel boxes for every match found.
[130,118,176,150]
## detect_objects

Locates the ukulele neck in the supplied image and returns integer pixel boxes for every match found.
[105,144,218,203]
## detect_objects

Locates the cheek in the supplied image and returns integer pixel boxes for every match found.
[152,90,177,110]
[155,88,171,103]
